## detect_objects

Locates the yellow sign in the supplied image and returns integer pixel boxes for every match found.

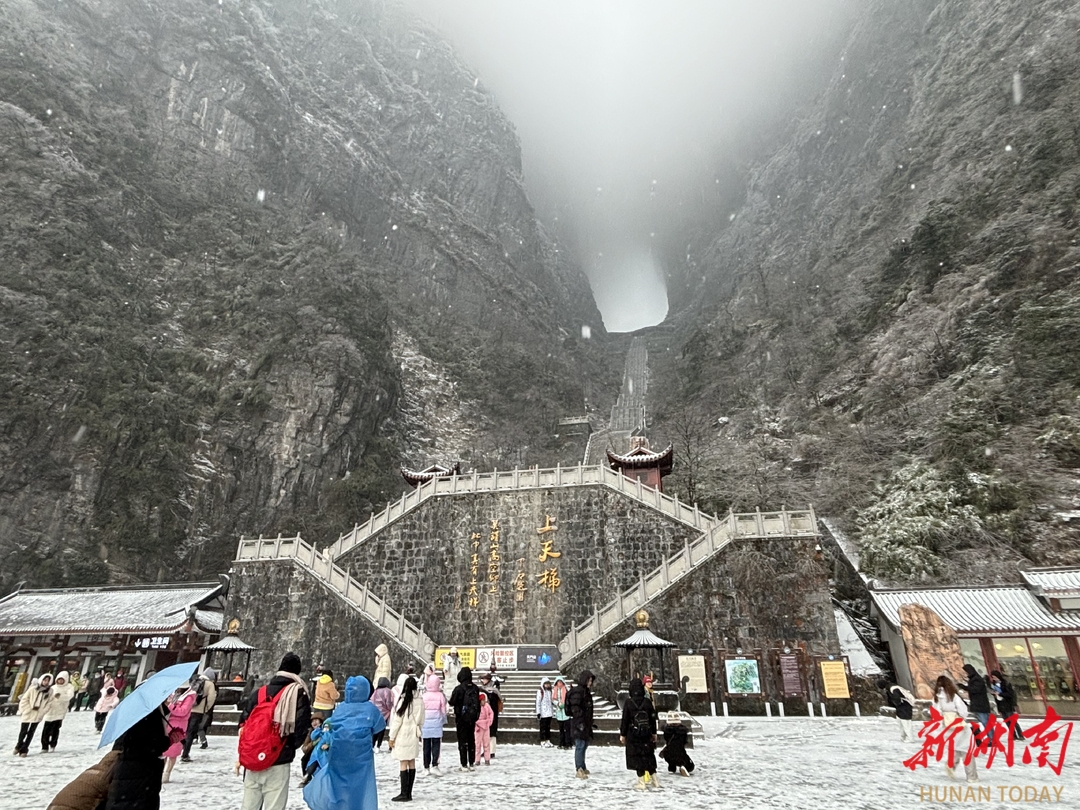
[435,646,476,670]
[677,655,708,693]
[819,660,850,699]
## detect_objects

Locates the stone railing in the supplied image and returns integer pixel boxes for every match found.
[326,464,721,560]
[235,534,435,661]
[557,507,819,663]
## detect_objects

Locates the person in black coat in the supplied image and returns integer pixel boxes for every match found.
[566,670,595,779]
[957,664,991,730]
[619,678,658,789]
[104,705,178,810]
[448,666,479,771]
[989,670,1024,740]
[658,717,695,776]
[877,678,915,742]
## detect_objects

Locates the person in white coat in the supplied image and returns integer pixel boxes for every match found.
[441,648,461,701]
[389,676,424,802]
[374,644,393,686]
[934,675,978,783]
[536,677,555,747]
[15,675,54,756]
[41,671,74,751]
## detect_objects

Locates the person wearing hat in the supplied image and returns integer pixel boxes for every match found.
[441,648,461,702]
[239,652,311,810]
[478,671,502,759]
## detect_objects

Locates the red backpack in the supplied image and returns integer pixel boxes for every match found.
[238,686,289,771]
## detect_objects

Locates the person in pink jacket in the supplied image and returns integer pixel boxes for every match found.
[371,677,395,751]
[474,692,494,765]
[420,674,447,777]
[162,684,198,783]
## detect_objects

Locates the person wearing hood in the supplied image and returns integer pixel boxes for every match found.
[448,666,480,771]
[989,670,1023,740]
[303,675,384,810]
[15,674,54,756]
[42,671,75,751]
[180,668,217,762]
[478,671,502,759]
[620,678,659,790]
[104,701,181,810]
[658,715,694,777]
[957,664,991,732]
[552,676,571,750]
[240,653,311,810]
[441,648,461,701]
[536,677,554,748]
[312,670,340,719]
[374,644,392,685]
[566,670,596,779]
[420,673,447,777]
[475,692,494,765]
[162,684,198,783]
[94,685,120,733]
[371,677,394,751]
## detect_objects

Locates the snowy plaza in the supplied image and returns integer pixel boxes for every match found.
[4,712,1077,809]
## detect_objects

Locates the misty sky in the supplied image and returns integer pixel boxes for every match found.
[407,0,855,333]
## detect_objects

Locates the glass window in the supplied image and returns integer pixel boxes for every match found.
[959,639,985,671]
[991,637,1043,716]
[1029,638,1078,716]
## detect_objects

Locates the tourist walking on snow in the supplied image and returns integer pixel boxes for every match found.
[989,670,1023,739]
[475,692,494,765]
[87,669,106,711]
[877,678,916,742]
[15,674,54,756]
[552,675,571,749]
[180,668,217,762]
[42,671,75,751]
[567,670,596,779]
[73,670,91,711]
[374,643,393,686]
[239,653,311,810]
[536,677,554,747]
[449,666,480,770]
[658,715,695,776]
[420,673,447,777]
[372,677,394,750]
[934,675,978,784]
[303,675,383,810]
[956,664,991,733]
[162,683,197,784]
[478,671,502,758]
[94,685,120,733]
[312,670,340,719]
[620,678,659,790]
[389,676,424,801]
[66,672,82,711]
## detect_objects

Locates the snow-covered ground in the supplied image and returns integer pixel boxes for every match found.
[3,711,1076,808]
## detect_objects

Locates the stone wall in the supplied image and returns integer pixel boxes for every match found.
[335,486,701,646]
[228,560,425,683]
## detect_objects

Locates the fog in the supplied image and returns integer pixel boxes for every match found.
[406,0,856,332]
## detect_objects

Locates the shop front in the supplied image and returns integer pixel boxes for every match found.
[0,580,225,703]
[871,571,1080,719]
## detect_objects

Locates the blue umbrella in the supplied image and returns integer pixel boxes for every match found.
[98,661,200,749]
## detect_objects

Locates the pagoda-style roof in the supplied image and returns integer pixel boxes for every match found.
[606,443,673,474]
[401,462,461,487]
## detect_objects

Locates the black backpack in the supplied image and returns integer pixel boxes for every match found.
[629,699,651,739]
[460,684,481,723]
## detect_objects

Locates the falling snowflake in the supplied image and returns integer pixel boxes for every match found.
[256,189,265,203]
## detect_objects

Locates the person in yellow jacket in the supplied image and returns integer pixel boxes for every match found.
[312,671,341,719]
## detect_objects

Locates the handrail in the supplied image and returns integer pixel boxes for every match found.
[557,505,818,663]
[326,464,725,561]
[235,534,435,662]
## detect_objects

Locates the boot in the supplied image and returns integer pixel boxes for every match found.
[633,777,647,790]
[392,770,409,802]
[489,737,496,759]
[406,768,416,799]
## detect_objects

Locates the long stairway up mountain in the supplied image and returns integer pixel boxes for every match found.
[585,336,649,465]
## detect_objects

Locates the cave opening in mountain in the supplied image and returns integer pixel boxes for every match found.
[588,248,669,333]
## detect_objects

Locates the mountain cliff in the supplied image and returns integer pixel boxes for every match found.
[0,0,610,590]
[654,0,1080,583]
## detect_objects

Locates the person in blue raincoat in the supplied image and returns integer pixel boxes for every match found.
[303,676,385,810]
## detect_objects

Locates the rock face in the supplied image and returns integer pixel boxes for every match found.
[0,0,609,590]
[655,0,1080,584]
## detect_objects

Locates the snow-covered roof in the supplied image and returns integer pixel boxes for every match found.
[0,583,224,635]
[612,628,677,648]
[870,586,1080,637]
[1020,567,1080,597]
[204,634,257,652]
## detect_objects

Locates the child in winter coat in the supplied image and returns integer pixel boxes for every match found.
[658,716,695,776]
[312,672,341,719]
[371,677,394,750]
[300,716,326,786]
[94,686,120,733]
[420,674,447,777]
[536,677,554,747]
[162,684,197,783]
[475,692,494,765]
